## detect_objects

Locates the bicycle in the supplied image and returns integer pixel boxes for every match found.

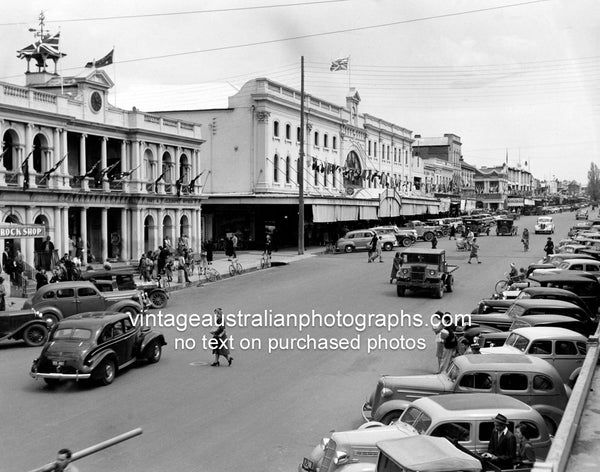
[260,251,271,269]
[228,258,243,276]
[494,273,523,294]
[204,266,221,282]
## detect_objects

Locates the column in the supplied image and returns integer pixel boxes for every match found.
[157,145,164,194]
[133,141,142,193]
[158,209,164,248]
[61,207,69,256]
[25,124,37,189]
[175,208,182,242]
[0,119,5,185]
[153,209,159,252]
[25,207,34,270]
[80,207,88,265]
[131,208,143,259]
[101,208,108,262]
[80,134,89,191]
[101,137,109,191]
[121,140,129,193]
[120,209,129,261]
[190,209,197,252]
[61,129,71,189]
[53,207,62,258]
[174,147,181,186]
[53,128,62,189]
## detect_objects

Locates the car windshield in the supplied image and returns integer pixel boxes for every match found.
[558,262,571,269]
[447,362,460,381]
[406,254,440,264]
[505,304,527,318]
[400,406,432,434]
[505,333,530,352]
[515,291,531,300]
[52,328,93,341]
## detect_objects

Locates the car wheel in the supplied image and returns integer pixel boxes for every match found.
[433,283,444,299]
[148,291,168,309]
[146,341,162,363]
[402,237,412,247]
[120,307,139,317]
[344,245,354,253]
[383,242,393,251]
[22,324,48,347]
[43,313,59,326]
[423,232,434,242]
[543,416,556,436]
[358,421,385,430]
[446,275,453,293]
[381,411,402,425]
[397,286,406,297]
[97,359,116,386]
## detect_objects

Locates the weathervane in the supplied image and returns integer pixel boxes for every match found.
[17,10,66,73]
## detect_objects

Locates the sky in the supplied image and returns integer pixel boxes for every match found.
[1,0,598,184]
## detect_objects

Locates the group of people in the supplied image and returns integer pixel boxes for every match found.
[367,233,384,263]
[139,235,196,284]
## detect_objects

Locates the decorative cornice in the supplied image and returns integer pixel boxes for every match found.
[256,111,271,123]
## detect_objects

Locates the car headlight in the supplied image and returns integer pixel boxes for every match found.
[333,451,350,465]
[320,438,330,450]
[428,269,437,276]
[401,268,409,275]
[381,387,393,398]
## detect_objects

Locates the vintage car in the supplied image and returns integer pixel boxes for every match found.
[576,209,589,220]
[462,218,491,237]
[481,327,586,386]
[395,248,458,298]
[22,281,145,325]
[0,309,49,347]
[370,226,416,247]
[80,268,169,309]
[300,394,550,472]
[400,221,441,242]
[530,258,600,278]
[362,353,569,434]
[470,298,596,334]
[495,218,518,236]
[526,253,597,276]
[30,311,166,386]
[534,216,555,234]
[526,273,600,315]
[335,229,397,253]
[375,436,482,472]
[568,222,593,237]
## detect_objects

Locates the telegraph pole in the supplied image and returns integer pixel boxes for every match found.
[298,56,305,254]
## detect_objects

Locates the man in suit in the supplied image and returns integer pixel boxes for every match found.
[482,413,517,469]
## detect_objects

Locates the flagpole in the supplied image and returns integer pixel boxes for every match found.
[348,55,351,89]
[112,46,117,107]
[298,56,305,255]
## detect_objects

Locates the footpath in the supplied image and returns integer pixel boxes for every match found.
[4,246,326,309]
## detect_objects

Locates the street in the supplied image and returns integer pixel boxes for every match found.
[0,212,575,471]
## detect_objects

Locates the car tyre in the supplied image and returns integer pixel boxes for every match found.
[383,242,393,251]
[43,313,59,326]
[397,286,406,297]
[146,341,162,363]
[401,237,412,247]
[97,359,116,386]
[148,291,168,309]
[543,416,557,436]
[433,283,444,299]
[22,323,48,347]
[446,275,453,293]
[423,232,434,242]
[381,411,402,425]
[344,245,354,253]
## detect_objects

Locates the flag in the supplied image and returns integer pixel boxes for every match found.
[85,49,114,69]
[330,57,349,72]
[21,150,33,191]
[154,171,166,193]
[38,32,61,56]
[17,41,38,59]
[110,164,140,182]
[187,171,205,194]
[100,161,120,177]
[40,152,68,183]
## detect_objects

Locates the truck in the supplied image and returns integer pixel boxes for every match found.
[400,220,441,242]
[395,248,458,298]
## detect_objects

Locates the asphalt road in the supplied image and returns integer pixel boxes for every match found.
[0,211,578,471]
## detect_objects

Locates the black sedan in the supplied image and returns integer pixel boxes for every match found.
[30,311,166,386]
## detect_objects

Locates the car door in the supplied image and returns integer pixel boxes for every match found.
[357,231,373,250]
[76,286,105,313]
[553,340,584,382]
[53,288,76,317]
[498,372,531,405]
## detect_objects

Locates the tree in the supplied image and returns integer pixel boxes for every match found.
[588,162,600,201]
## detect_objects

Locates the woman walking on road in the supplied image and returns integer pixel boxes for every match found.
[467,237,481,264]
[210,308,233,367]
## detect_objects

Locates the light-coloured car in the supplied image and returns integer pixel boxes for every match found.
[335,229,396,253]
[531,258,600,277]
[535,216,555,234]
[576,209,589,220]
[299,393,551,472]
[481,327,586,385]
[370,226,416,247]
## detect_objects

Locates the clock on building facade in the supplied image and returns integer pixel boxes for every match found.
[90,91,103,112]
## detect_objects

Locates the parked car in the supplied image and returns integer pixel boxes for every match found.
[300,394,550,472]
[527,273,600,315]
[495,218,518,236]
[568,222,593,237]
[22,281,145,325]
[30,311,166,386]
[335,229,397,253]
[535,216,555,234]
[0,309,49,347]
[505,299,595,331]
[530,258,600,278]
[370,226,416,247]
[362,353,569,434]
[80,268,169,309]
[481,327,586,385]
[576,209,589,220]
[526,253,597,276]
[400,221,441,242]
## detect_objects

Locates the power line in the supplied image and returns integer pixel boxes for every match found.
[0,0,353,26]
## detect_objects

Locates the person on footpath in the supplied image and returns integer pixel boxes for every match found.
[390,252,402,284]
[431,233,438,249]
[481,413,517,469]
[431,311,446,373]
[35,266,49,290]
[467,237,481,264]
[210,308,233,367]
[521,228,530,252]
[439,315,458,373]
[544,237,554,258]
[367,232,378,263]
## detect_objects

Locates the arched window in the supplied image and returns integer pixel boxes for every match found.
[324,134,329,148]
[332,136,337,150]
[285,156,291,183]
[273,121,280,138]
[314,132,319,147]
[273,154,279,182]
[285,124,291,140]
[297,127,301,142]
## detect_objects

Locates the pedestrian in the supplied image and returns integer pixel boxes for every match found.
[35,266,48,291]
[514,423,536,467]
[13,250,24,287]
[75,236,84,260]
[199,243,208,275]
[466,227,474,249]
[431,233,438,249]
[232,233,239,256]
[372,236,384,263]
[544,237,554,257]
[176,252,191,283]
[521,228,530,252]
[481,413,517,469]
[457,337,470,356]
[157,246,168,275]
[431,311,445,373]
[163,235,173,251]
[367,232,378,263]
[0,276,6,311]
[439,316,458,373]
[68,235,76,258]
[225,236,234,260]
[449,225,456,240]
[42,236,55,271]
[390,251,402,284]
[467,237,481,264]
[210,308,233,367]
[53,448,79,472]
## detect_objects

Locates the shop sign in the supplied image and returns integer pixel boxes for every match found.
[0,224,47,238]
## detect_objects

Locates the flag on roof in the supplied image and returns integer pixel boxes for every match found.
[17,41,39,59]
[330,57,349,72]
[85,49,114,69]
[37,32,61,56]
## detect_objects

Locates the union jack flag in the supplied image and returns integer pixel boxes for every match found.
[38,32,61,56]
[330,57,349,72]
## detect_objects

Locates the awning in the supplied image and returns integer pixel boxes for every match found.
[400,203,416,215]
[312,204,365,222]
[335,205,359,221]
[438,198,451,213]
[312,204,336,223]
[360,206,378,220]
[461,199,476,212]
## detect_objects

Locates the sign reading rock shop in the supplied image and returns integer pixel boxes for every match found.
[0,224,47,238]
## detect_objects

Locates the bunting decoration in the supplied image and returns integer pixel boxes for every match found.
[21,148,34,191]
[110,164,140,182]
[39,152,68,184]
[154,171,166,193]
[186,170,205,194]
[74,161,100,183]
